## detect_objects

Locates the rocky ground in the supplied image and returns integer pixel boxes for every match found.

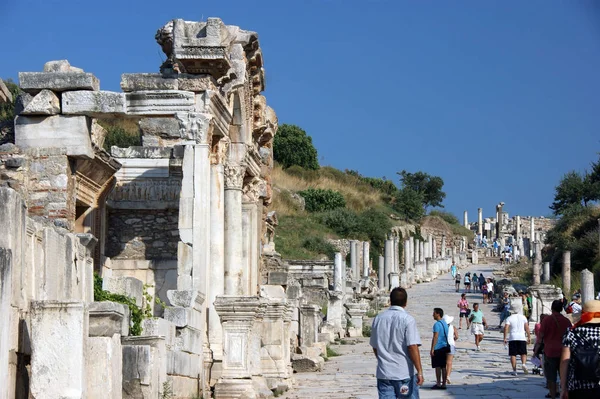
[282,262,548,399]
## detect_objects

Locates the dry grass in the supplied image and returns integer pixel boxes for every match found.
[271,165,383,215]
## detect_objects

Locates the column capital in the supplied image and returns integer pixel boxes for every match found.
[175,112,212,144]
[224,163,246,190]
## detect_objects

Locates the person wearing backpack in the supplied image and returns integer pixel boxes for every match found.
[560,300,600,398]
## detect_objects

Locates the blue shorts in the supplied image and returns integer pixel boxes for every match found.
[377,376,419,399]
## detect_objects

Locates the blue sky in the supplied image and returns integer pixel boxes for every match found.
[2,1,599,220]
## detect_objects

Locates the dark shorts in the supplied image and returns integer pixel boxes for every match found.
[508,340,527,356]
[465,282,471,286]
[459,312,468,318]
[432,348,447,368]
[544,356,560,382]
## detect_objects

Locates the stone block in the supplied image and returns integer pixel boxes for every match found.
[170,375,200,398]
[166,289,204,309]
[86,335,122,399]
[120,73,178,92]
[89,301,127,337]
[19,72,99,93]
[122,336,167,399]
[166,350,202,377]
[174,326,202,354]
[138,117,181,137]
[30,301,85,399]
[44,60,83,73]
[141,318,176,349]
[163,306,202,329]
[177,242,193,277]
[268,271,288,286]
[20,89,60,115]
[62,90,126,116]
[102,276,144,307]
[15,115,94,159]
[259,285,286,299]
[125,90,195,115]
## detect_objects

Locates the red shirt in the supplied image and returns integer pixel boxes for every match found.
[539,312,572,358]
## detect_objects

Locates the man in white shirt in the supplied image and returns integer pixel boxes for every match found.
[486,279,494,304]
[503,302,531,376]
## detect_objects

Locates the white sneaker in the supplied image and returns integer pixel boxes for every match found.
[521,364,528,374]
[511,370,517,376]
[476,346,480,351]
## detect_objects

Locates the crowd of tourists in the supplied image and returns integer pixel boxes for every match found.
[369,268,600,399]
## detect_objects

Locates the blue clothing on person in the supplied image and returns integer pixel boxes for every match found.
[370,306,422,381]
[432,320,449,350]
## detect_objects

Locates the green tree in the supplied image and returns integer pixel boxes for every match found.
[392,188,425,221]
[586,156,600,202]
[0,79,20,123]
[273,124,319,170]
[550,171,590,216]
[397,170,445,210]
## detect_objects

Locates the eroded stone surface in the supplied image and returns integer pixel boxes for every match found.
[21,89,60,115]
[19,71,99,92]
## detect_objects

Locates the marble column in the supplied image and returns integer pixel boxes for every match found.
[378,255,385,290]
[424,242,430,261]
[404,240,411,277]
[209,162,225,360]
[463,211,468,228]
[432,238,437,259]
[532,242,541,285]
[562,251,571,296]
[414,239,419,265]
[543,262,550,283]
[409,237,415,266]
[419,241,425,263]
[530,218,535,257]
[478,208,483,237]
[224,163,246,295]
[393,236,399,273]
[515,216,521,243]
[349,241,357,280]
[581,269,595,303]
[242,202,259,295]
[384,239,393,289]
[193,140,211,293]
[362,242,370,278]
[334,253,343,292]
[441,235,446,258]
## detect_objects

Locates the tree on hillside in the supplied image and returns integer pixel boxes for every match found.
[550,171,595,216]
[392,187,425,221]
[273,124,319,170]
[0,79,20,123]
[397,170,446,211]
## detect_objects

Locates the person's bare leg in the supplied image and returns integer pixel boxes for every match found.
[435,367,441,386]
[446,355,453,381]
[510,355,517,371]
[442,367,447,386]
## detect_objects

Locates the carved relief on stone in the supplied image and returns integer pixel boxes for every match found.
[211,136,230,165]
[175,112,212,144]
[242,177,264,203]
[109,179,182,202]
[223,163,245,190]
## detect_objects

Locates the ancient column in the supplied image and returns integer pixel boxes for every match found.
[581,269,595,303]
[224,163,246,295]
[419,241,425,263]
[530,218,535,257]
[209,161,225,360]
[242,198,260,295]
[478,208,483,237]
[532,242,541,285]
[463,211,468,228]
[414,239,419,265]
[404,240,411,276]
[350,240,357,280]
[362,241,370,278]
[543,262,550,283]
[409,237,415,266]
[432,238,437,259]
[428,234,433,258]
[334,253,343,292]
[441,235,446,257]
[378,255,385,290]
[515,215,521,243]
[393,236,399,273]
[384,239,393,289]
[423,242,430,262]
[562,251,571,296]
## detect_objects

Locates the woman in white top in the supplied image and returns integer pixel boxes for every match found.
[503,302,531,376]
[442,314,459,384]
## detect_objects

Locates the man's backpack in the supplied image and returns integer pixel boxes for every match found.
[572,332,600,381]
[566,303,574,314]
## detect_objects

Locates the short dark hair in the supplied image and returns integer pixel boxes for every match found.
[551,300,563,313]
[473,302,479,307]
[390,287,408,307]
[434,307,444,317]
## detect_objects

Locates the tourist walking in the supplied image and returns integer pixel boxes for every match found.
[450,263,457,280]
[430,308,449,390]
[370,287,424,399]
[454,272,461,293]
[498,291,511,328]
[464,272,471,293]
[503,302,531,376]
[469,303,488,350]
[442,314,459,385]
[486,279,494,304]
[566,294,582,319]
[538,300,572,399]
[457,293,470,330]
[560,300,600,398]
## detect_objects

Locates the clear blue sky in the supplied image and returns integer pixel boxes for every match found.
[2,0,600,220]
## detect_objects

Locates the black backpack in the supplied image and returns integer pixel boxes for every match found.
[572,331,600,381]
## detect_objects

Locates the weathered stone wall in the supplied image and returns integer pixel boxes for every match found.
[106,209,179,260]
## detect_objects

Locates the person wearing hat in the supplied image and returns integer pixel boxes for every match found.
[560,300,600,398]
[569,294,582,317]
[442,314,459,385]
[503,301,531,376]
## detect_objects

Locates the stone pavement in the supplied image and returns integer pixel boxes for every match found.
[282,263,549,398]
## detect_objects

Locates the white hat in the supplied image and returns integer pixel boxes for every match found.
[443,314,454,324]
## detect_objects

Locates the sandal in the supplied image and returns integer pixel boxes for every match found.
[446,379,451,385]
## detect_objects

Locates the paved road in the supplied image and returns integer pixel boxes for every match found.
[282,263,548,399]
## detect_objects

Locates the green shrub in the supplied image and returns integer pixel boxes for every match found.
[273,124,319,170]
[298,188,346,212]
[102,125,141,151]
[302,237,336,259]
[429,210,460,225]
[326,345,341,357]
[0,79,20,123]
[363,324,372,337]
[320,208,361,237]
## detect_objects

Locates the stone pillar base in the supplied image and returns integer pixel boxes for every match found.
[214,379,256,399]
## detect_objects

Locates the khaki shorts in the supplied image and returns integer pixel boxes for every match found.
[471,323,485,335]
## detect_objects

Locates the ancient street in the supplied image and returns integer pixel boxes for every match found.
[283,263,548,399]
